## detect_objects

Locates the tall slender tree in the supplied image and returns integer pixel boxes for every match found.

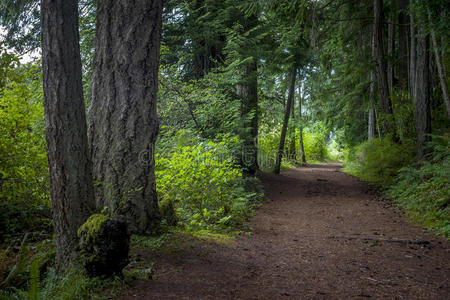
[428,11,450,119]
[387,0,395,93]
[275,66,296,174]
[373,0,394,134]
[288,93,296,162]
[414,25,431,160]
[41,0,94,267]
[397,0,409,90]
[298,81,306,163]
[88,0,163,234]
[368,70,377,140]
[236,13,259,175]
[409,2,416,100]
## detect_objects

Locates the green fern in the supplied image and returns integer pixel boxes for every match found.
[26,258,41,300]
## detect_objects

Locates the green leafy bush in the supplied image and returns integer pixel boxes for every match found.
[155,135,260,230]
[0,63,49,239]
[302,127,329,162]
[258,123,331,171]
[343,137,415,185]
[387,135,450,236]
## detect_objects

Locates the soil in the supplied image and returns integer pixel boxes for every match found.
[119,163,450,299]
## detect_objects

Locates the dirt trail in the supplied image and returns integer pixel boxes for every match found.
[119,163,450,299]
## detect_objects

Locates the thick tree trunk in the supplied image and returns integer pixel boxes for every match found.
[373,0,394,134]
[298,82,306,164]
[275,67,296,174]
[237,14,259,175]
[414,26,431,160]
[428,13,450,119]
[41,0,94,267]
[89,0,163,234]
[397,0,409,90]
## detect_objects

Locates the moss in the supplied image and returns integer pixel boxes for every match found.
[77,214,109,245]
[77,215,129,277]
[158,198,177,226]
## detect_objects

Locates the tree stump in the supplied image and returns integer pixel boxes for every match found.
[77,214,129,277]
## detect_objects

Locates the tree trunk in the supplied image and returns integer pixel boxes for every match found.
[373,0,394,134]
[275,66,296,174]
[387,1,394,93]
[88,0,163,234]
[368,70,376,140]
[397,0,409,90]
[237,14,259,175]
[41,0,95,268]
[298,82,306,164]
[428,12,450,119]
[288,94,296,162]
[414,26,431,160]
[409,2,416,100]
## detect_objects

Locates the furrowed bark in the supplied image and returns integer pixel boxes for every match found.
[41,0,95,267]
[89,0,163,234]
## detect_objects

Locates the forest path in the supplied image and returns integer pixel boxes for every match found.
[119,163,450,299]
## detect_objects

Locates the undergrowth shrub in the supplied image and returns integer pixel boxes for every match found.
[387,135,450,237]
[302,127,329,162]
[0,267,123,300]
[155,135,262,231]
[0,65,49,241]
[258,123,331,171]
[343,137,415,185]
[0,233,123,300]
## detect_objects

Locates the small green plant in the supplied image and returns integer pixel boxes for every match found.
[131,234,171,250]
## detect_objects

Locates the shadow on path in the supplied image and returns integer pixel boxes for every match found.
[119,163,450,300]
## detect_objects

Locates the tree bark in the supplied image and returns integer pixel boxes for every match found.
[89,0,163,234]
[414,26,431,160]
[428,12,450,119]
[387,1,394,93]
[41,0,95,267]
[237,13,259,175]
[373,0,394,134]
[275,66,296,174]
[237,58,258,175]
[397,0,409,90]
[368,70,376,140]
[409,2,416,101]
[288,94,296,162]
[298,81,306,164]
